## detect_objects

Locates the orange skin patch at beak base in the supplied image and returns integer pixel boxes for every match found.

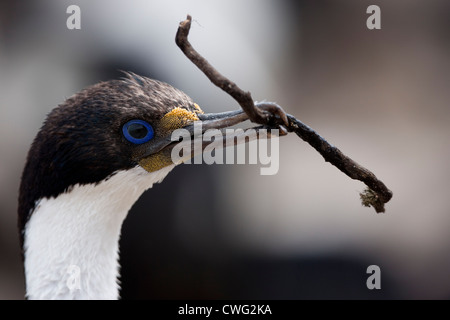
[139,148,175,173]
[158,106,200,135]
[140,105,203,173]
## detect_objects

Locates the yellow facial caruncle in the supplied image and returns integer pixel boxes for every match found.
[139,105,203,173]
[158,106,202,135]
[139,149,175,173]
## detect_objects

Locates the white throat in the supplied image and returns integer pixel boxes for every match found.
[23,165,175,300]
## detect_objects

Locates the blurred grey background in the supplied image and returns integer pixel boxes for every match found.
[1,0,449,299]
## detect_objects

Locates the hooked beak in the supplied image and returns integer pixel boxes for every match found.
[146,110,283,156]
[138,108,285,172]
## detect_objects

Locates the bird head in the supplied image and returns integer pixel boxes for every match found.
[18,72,253,245]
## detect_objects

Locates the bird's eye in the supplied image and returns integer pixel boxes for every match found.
[122,120,154,144]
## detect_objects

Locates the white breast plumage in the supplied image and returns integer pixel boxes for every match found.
[23,165,175,300]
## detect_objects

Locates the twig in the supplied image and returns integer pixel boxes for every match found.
[175,15,288,127]
[286,114,392,212]
[176,15,393,213]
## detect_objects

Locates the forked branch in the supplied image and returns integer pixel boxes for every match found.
[176,15,393,213]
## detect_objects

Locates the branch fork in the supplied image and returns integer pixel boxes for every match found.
[176,15,393,213]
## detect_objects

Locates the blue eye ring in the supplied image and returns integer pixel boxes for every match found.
[122,119,154,144]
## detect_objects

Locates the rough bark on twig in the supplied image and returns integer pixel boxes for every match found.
[286,115,392,212]
[176,15,393,213]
